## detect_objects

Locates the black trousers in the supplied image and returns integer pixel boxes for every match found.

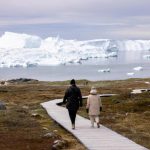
[68,109,77,124]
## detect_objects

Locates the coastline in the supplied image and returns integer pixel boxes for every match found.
[0,61,150,82]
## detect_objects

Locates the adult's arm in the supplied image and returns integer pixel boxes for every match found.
[78,88,83,107]
[63,88,68,104]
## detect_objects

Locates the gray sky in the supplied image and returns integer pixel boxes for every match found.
[0,0,150,40]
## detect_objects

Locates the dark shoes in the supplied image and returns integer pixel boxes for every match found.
[72,124,75,130]
[97,122,100,128]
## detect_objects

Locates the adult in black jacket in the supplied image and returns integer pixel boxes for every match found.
[63,79,82,129]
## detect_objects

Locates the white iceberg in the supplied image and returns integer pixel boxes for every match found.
[126,72,135,76]
[0,32,41,49]
[98,68,111,73]
[0,32,150,68]
[133,66,143,71]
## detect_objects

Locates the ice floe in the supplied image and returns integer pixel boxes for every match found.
[0,32,150,67]
[98,68,111,73]
[127,72,135,76]
[133,66,143,71]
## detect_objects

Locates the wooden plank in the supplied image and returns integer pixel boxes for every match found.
[41,99,148,150]
[82,94,117,99]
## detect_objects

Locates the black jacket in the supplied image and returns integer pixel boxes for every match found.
[63,85,82,111]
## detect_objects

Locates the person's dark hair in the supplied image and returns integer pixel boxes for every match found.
[70,79,76,85]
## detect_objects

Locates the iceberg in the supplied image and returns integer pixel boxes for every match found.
[98,68,111,73]
[127,72,135,76]
[0,32,41,49]
[133,66,143,71]
[0,32,150,68]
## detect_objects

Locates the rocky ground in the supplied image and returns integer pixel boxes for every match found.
[0,78,150,149]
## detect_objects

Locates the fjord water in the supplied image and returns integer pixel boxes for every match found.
[0,50,150,81]
[0,32,150,81]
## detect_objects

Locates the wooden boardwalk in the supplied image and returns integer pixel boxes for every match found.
[41,99,148,150]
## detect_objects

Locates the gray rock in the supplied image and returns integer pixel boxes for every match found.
[43,132,61,139]
[53,130,58,133]
[52,143,62,150]
[43,132,56,139]
[53,140,62,145]
[8,78,38,83]
[52,139,68,150]
[52,144,59,150]
[42,127,49,130]
[0,101,6,110]
[31,113,42,118]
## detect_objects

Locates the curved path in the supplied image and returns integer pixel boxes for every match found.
[41,99,148,150]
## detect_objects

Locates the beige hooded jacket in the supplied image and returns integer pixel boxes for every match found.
[86,89,102,115]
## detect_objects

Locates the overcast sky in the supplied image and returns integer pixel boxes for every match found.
[0,0,150,40]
